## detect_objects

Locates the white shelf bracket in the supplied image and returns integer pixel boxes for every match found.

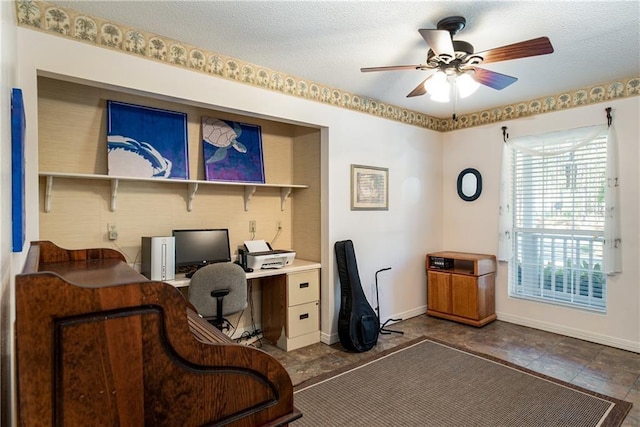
[44,175,53,213]
[244,185,256,212]
[280,187,292,211]
[187,182,199,212]
[110,179,119,212]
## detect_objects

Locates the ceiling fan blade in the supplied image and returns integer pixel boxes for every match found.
[361,65,422,72]
[476,36,554,64]
[471,67,518,90]
[418,29,454,56]
[406,77,431,98]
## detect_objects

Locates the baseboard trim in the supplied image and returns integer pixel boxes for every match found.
[386,306,427,322]
[320,306,428,346]
[497,312,640,353]
[320,331,336,345]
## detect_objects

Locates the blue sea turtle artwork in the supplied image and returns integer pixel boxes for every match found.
[202,117,247,163]
[201,117,265,183]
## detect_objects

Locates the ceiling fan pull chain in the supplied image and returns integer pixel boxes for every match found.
[452,79,458,122]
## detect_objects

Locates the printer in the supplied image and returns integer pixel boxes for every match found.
[240,240,296,270]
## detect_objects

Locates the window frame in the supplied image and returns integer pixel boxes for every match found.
[506,130,608,312]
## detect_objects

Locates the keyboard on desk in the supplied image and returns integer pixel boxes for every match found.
[175,262,251,278]
[176,264,200,278]
[176,265,194,274]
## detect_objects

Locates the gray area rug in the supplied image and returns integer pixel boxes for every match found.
[293,337,631,426]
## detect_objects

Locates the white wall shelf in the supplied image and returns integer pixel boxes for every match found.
[40,172,308,213]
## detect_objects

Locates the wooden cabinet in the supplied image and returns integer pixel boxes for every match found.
[425,251,496,327]
[262,268,320,351]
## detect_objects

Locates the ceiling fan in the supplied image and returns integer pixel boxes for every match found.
[361,16,554,100]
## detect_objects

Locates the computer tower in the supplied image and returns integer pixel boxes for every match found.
[141,236,175,281]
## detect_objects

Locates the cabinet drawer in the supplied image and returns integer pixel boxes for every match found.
[287,301,319,338]
[287,270,319,306]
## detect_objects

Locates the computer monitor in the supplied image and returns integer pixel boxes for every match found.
[172,229,231,269]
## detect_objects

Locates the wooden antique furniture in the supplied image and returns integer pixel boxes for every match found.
[15,241,301,426]
[425,251,497,327]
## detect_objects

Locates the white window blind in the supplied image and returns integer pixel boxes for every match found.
[505,126,609,311]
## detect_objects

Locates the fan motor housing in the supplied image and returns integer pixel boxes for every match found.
[427,40,475,61]
[453,40,474,55]
[437,16,467,35]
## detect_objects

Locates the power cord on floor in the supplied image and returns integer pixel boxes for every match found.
[246,279,263,347]
[232,328,263,350]
[227,309,247,340]
[226,280,262,346]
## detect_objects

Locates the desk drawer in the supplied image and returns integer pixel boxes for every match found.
[287,301,319,338]
[287,270,319,306]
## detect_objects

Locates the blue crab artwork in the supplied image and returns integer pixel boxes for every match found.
[106,100,189,179]
[107,135,172,178]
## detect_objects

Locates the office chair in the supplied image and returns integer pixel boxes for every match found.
[188,262,248,331]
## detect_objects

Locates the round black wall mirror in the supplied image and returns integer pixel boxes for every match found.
[457,168,482,202]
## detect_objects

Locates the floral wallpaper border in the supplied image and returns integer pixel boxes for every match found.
[16,0,640,132]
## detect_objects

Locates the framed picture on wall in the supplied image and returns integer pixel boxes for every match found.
[351,164,389,211]
[106,100,189,180]
[201,117,265,183]
[11,88,26,252]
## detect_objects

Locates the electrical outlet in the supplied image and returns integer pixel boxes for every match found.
[249,220,256,233]
[108,224,118,240]
[276,221,282,231]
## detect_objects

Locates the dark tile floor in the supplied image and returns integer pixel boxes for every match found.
[259,315,640,426]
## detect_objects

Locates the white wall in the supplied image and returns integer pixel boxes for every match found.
[326,116,443,339]
[1,1,18,425]
[442,98,640,352]
[15,28,443,345]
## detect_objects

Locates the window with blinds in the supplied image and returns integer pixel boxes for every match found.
[508,133,607,311]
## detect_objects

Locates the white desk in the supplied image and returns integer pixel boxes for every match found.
[165,258,321,288]
[166,259,322,352]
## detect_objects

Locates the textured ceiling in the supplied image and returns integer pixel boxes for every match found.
[49,1,640,118]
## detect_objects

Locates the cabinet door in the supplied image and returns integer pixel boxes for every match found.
[427,271,452,314]
[451,274,479,320]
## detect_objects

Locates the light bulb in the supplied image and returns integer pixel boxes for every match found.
[456,72,480,98]
[426,71,450,103]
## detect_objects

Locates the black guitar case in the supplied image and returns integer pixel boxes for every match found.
[334,240,379,352]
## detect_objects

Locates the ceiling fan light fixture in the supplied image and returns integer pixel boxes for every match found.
[365,16,554,103]
[430,86,450,103]
[425,71,450,103]
[456,72,481,98]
